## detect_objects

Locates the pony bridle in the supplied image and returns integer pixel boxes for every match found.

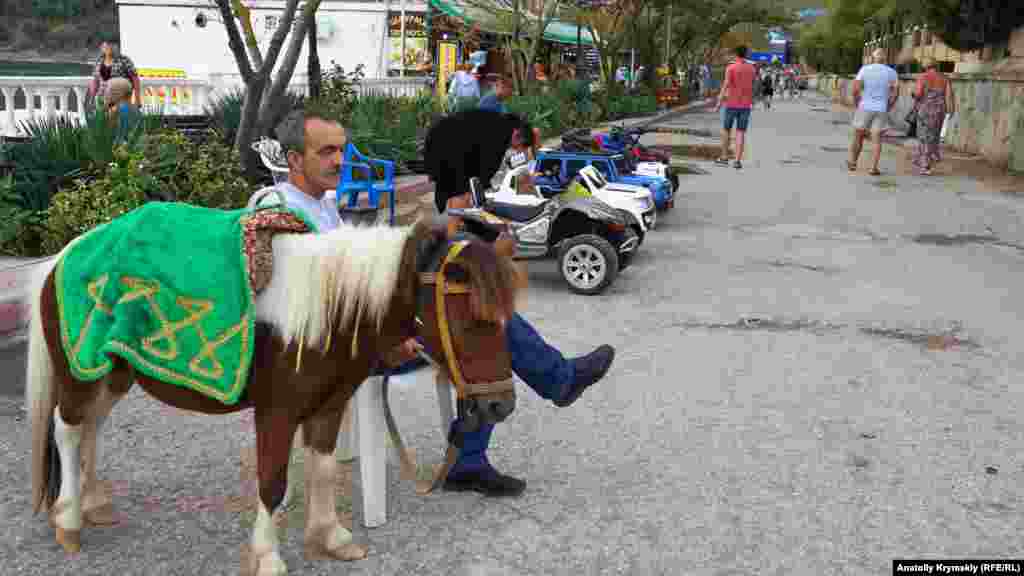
[416,240,516,440]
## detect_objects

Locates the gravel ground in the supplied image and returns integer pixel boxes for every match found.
[2,95,1023,575]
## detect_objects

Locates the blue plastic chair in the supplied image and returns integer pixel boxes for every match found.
[337,142,396,226]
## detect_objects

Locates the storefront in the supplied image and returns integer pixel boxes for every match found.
[388,11,431,77]
[426,0,596,87]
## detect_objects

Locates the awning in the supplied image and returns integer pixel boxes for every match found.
[542,20,596,45]
[429,0,595,45]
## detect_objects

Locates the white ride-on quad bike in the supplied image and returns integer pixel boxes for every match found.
[493,164,656,243]
[450,175,639,295]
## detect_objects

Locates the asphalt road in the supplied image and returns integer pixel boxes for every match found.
[2,95,1023,575]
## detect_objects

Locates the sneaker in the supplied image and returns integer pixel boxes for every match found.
[733,160,742,169]
[443,466,526,497]
[554,345,615,407]
[714,157,730,166]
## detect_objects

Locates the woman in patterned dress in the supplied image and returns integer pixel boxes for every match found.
[911,58,956,176]
[86,41,141,111]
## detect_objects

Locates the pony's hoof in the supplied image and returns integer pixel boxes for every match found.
[83,503,120,526]
[55,527,81,553]
[304,541,368,562]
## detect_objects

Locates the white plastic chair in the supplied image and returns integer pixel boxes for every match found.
[251,137,290,185]
[342,362,455,528]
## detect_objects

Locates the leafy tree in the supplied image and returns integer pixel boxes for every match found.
[919,0,1024,53]
[463,0,566,95]
[212,0,323,176]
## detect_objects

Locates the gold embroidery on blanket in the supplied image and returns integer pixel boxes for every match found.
[70,274,113,360]
[180,297,248,380]
[120,276,210,361]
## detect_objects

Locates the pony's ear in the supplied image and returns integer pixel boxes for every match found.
[412,216,449,272]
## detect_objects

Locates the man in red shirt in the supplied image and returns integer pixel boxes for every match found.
[715,45,756,169]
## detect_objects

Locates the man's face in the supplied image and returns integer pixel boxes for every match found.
[101,42,113,57]
[288,117,346,198]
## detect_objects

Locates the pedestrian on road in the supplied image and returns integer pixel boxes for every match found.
[86,40,141,112]
[478,72,542,186]
[427,107,617,497]
[761,71,774,110]
[447,62,480,112]
[715,45,756,169]
[847,48,899,176]
[911,57,956,176]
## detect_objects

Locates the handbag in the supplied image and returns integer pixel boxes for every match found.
[940,112,955,142]
[904,104,919,139]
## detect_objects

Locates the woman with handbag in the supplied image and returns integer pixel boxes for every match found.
[911,58,956,176]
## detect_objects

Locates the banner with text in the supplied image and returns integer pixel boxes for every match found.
[388,12,431,76]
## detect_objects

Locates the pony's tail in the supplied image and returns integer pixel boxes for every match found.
[26,256,62,515]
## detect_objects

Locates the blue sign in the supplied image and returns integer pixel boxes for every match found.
[749,52,786,64]
[796,8,827,20]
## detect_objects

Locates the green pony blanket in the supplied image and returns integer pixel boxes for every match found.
[55,201,312,405]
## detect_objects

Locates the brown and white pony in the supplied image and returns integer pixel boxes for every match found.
[25,218,524,576]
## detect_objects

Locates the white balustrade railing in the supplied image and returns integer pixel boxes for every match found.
[0,75,432,137]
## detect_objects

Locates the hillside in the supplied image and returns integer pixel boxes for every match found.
[0,0,119,65]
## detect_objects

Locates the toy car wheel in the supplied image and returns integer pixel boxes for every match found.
[558,234,619,295]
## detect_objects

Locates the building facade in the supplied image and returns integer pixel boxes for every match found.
[115,0,429,81]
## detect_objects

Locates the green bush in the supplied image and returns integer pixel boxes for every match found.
[176,136,251,209]
[39,131,251,255]
[204,87,245,148]
[341,91,440,173]
[205,88,305,149]
[506,80,601,139]
[317,62,366,124]
[43,145,149,254]
[603,90,657,120]
[0,106,160,255]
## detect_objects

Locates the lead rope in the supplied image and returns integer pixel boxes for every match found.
[381,241,470,495]
[421,241,472,493]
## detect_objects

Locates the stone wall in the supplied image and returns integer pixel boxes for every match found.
[815,73,1024,173]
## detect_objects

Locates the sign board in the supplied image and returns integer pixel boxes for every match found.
[436,41,458,98]
[388,12,431,75]
[143,85,192,107]
[136,68,186,78]
[749,51,786,64]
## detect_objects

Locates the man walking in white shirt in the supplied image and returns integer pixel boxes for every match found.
[848,48,899,176]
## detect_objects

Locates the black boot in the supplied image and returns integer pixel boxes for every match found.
[554,344,615,407]
[443,466,527,497]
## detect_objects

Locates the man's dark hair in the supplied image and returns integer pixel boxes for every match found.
[735,45,748,58]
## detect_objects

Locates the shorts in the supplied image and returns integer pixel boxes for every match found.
[852,109,889,133]
[721,107,751,131]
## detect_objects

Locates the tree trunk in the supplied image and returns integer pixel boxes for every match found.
[235,75,268,181]
[308,15,321,100]
[258,2,318,138]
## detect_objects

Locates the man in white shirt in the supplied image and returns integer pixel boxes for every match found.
[248,109,417,345]
[848,48,899,175]
[248,112,344,231]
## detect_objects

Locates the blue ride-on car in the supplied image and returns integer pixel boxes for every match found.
[533,149,675,211]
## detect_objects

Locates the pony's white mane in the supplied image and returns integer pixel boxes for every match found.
[254,223,415,353]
